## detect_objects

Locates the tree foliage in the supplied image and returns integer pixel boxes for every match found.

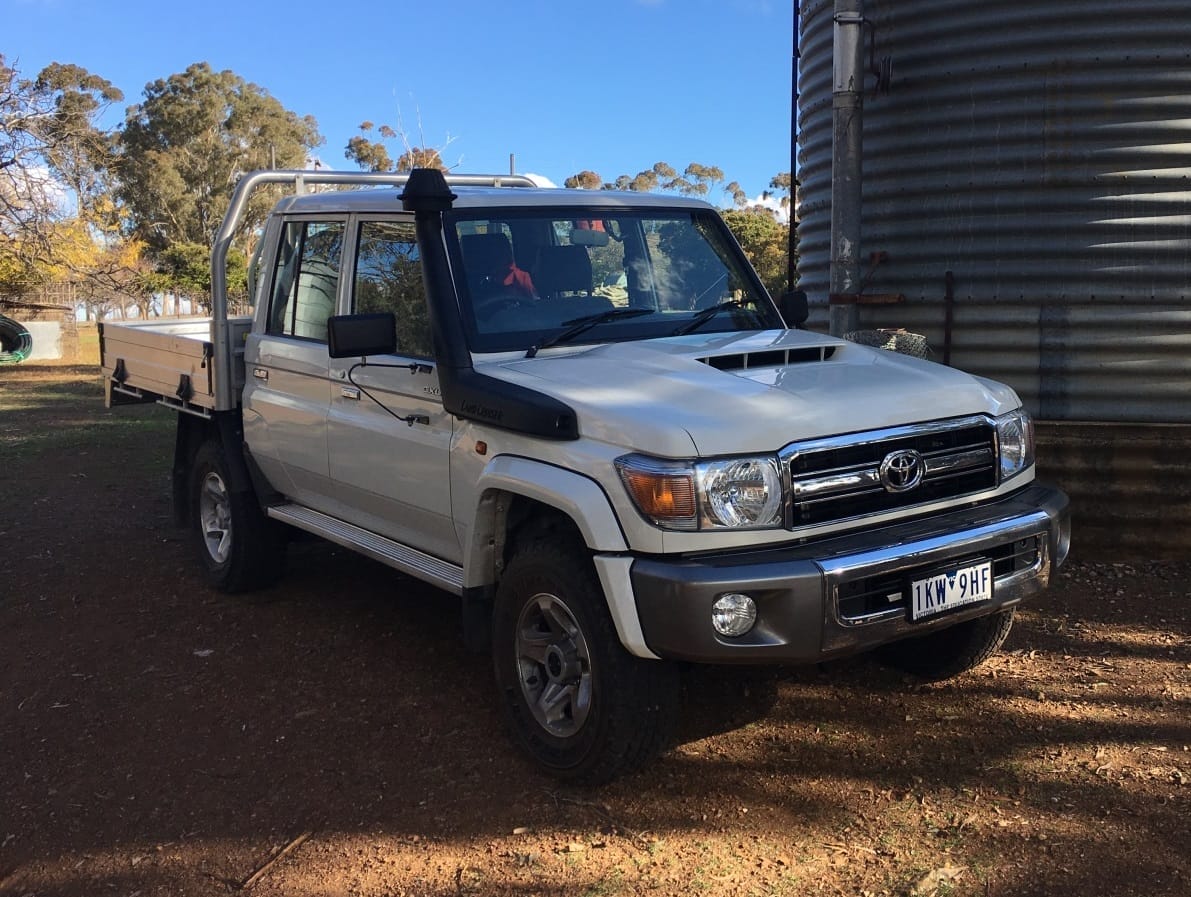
[72,236,158,321]
[764,171,795,214]
[345,121,395,171]
[34,63,124,225]
[6,56,798,320]
[344,120,447,172]
[563,161,797,294]
[119,62,323,252]
[0,54,123,296]
[563,169,602,190]
[724,180,749,207]
[141,240,248,315]
[564,161,726,196]
[721,208,791,297]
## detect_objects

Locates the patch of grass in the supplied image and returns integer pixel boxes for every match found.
[76,325,101,365]
[581,870,625,896]
[0,375,104,412]
[766,871,804,896]
[0,413,174,462]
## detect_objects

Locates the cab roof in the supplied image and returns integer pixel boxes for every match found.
[271,184,717,216]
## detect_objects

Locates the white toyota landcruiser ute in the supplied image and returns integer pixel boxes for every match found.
[101,169,1070,783]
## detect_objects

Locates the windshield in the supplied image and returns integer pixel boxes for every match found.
[445,208,783,353]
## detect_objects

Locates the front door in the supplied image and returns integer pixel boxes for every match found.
[324,217,460,563]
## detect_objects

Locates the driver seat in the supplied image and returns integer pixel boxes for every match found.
[533,245,612,315]
[461,232,516,299]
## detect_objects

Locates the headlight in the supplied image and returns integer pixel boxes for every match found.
[697,457,784,528]
[996,408,1035,483]
[616,454,783,531]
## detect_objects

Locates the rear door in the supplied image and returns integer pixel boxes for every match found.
[324,216,460,563]
[243,216,346,508]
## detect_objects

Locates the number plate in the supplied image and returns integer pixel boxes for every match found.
[909,560,993,621]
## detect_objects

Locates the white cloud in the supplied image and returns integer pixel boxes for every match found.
[522,172,558,188]
[750,192,790,224]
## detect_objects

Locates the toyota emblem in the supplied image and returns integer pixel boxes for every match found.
[879,449,925,493]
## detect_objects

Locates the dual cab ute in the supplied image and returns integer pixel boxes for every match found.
[100,169,1070,783]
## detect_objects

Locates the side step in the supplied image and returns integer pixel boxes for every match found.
[267,503,464,596]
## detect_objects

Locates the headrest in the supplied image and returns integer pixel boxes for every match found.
[461,232,513,277]
[533,245,592,295]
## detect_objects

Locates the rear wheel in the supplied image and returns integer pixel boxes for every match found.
[877,608,1016,680]
[493,538,679,784]
[190,441,285,593]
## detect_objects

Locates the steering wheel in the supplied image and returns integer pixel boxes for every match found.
[472,290,532,318]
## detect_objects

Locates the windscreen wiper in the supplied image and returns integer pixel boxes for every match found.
[525,308,653,358]
[671,299,745,336]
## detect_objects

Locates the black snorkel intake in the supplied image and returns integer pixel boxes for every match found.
[400,168,579,440]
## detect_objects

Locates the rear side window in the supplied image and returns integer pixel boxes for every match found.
[353,220,432,358]
[267,220,345,341]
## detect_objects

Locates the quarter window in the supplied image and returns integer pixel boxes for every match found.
[353,220,432,358]
[267,220,345,342]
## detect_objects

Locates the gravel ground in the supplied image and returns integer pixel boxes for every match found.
[1,364,1187,897]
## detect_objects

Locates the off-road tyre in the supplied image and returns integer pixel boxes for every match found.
[877,608,1016,681]
[492,537,680,785]
[190,440,285,593]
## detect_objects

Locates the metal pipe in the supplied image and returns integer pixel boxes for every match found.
[789,1,801,294]
[828,0,865,336]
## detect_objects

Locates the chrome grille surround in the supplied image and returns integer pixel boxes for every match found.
[779,415,1000,529]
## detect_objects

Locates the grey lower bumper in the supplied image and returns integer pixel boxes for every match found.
[629,484,1070,664]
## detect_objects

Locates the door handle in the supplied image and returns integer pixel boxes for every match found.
[340,387,361,400]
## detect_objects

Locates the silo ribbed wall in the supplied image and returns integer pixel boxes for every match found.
[797,0,1191,424]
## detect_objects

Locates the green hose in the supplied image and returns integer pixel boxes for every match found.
[0,313,34,364]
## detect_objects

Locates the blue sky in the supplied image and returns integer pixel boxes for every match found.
[6,0,796,206]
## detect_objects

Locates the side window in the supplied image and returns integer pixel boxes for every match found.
[353,220,433,358]
[267,220,345,342]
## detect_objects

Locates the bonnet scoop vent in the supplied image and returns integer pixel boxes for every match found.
[698,345,838,372]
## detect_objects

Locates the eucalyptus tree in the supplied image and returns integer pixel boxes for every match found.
[344,120,447,172]
[119,62,323,252]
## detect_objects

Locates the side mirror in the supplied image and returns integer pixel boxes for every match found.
[778,290,809,328]
[328,313,397,358]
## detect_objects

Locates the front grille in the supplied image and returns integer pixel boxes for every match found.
[783,417,998,528]
[836,536,1040,623]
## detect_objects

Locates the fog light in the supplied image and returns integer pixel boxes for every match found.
[711,593,757,637]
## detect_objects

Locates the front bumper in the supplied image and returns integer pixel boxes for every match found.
[625,483,1070,663]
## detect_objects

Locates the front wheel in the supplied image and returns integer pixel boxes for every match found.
[877,608,1016,681]
[190,441,285,593]
[492,538,679,784]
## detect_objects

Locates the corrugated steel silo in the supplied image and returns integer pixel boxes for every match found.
[797,0,1191,556]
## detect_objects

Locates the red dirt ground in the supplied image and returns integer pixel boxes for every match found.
[1,364,1187,897]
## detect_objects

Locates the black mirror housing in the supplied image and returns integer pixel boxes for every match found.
[328,313,397,358]
[778,290,809,328]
